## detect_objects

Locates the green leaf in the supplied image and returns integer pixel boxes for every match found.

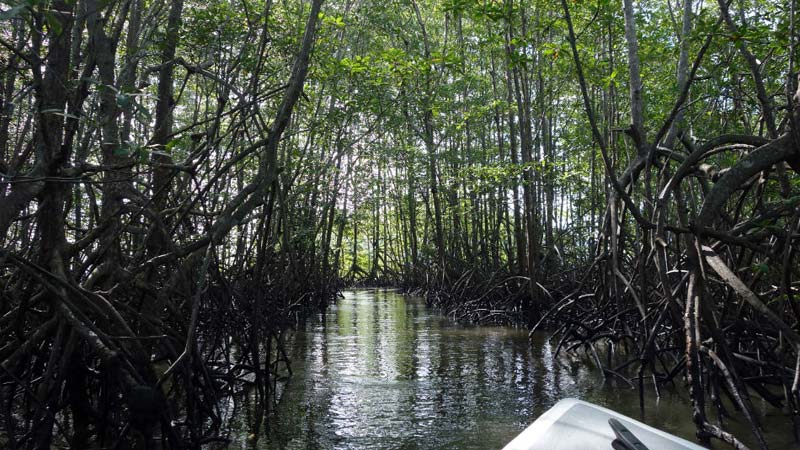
[44,10,62,35]
[113,145,130,157]
[116,93,131,109]
[752,263,770,275]
[165,139,179,152]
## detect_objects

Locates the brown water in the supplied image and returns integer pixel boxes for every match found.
[253,289,795,449]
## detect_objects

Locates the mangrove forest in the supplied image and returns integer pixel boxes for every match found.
[1,0,800,448]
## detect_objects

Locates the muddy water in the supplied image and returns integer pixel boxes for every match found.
[256,290,794,449]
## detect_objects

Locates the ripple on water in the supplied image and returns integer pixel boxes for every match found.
[258,289,795,450]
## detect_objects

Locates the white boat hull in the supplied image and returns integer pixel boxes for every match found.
[503,398,706,450]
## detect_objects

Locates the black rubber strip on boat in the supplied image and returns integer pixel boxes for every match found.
[609,418,650,450]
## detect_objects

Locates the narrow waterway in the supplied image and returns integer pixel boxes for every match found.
[256,289,793,449]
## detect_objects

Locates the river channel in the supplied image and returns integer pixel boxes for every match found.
[255,289,794,449]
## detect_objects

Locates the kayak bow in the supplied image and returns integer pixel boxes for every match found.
[503,398,705,450]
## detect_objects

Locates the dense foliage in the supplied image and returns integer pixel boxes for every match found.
[1,0,799,448]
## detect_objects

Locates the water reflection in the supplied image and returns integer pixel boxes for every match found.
[257,289,793,449]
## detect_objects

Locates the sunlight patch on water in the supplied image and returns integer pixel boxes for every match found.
[251,289,794,450]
